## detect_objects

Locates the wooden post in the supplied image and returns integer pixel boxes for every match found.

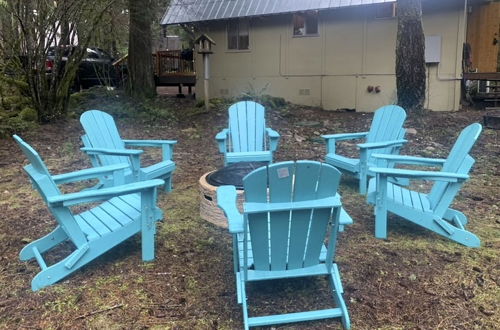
[203,53,210,110]
[195,34,215,110]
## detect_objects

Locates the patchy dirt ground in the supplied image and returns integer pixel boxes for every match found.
[0,95,499,329]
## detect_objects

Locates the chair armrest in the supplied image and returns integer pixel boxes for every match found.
[81,147,142,173]
[321,132,369,141]
[321,132,368,153]
[216,129,230,153]
[81,147,143,156]
[48,179,165,207]
[265,127,280,138]
[339,207,353,226]
[123,139,177,146]
[215,129,229,141]
[357,139,407,149]
[52,163,129,184]
[370,167,469,182]
[371,154,446,166]
[123,140,177,161]
[265,128,280,152]
[217,185,243,234]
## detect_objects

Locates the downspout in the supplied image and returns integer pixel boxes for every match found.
[435,0,466,82]
[432,0,467,111]
[320,12,327,108]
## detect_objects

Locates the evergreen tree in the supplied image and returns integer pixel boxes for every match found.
[396,0,426,115]
[127,0,156,99]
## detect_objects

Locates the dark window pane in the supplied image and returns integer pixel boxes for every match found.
[239,19,249,49]
[239,35,249,50]
[239,19,249,37]
[228,19,249,50]
[305,13,318,35]
[227,20,238,49]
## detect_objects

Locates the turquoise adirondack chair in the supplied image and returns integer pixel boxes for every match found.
[216,101,280,165]
[80,110,176,191]
[14,135,164,291]
[322,105,407,194]
[217,161,350,329]
[367,123,483,247]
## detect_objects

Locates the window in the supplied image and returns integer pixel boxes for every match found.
[227,19,249,50]
[293,12,319,36]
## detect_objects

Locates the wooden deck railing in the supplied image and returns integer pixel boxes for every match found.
[153,50,195,77]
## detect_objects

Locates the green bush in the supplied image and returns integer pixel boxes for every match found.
[0,115,37,138]
[0,72,37,138]
[19,107,37,122]
[259,94,287,110]
[68,86,178,123]
[195,100,205,108]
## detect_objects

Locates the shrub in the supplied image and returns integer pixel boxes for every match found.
[19,107,37,122]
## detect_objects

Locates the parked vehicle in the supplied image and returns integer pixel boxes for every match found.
[46,46,119,89]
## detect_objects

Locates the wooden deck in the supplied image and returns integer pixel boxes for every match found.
[463,72,500,81]
[153,50,196,89]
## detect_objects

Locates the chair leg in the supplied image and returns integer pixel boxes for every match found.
[359,173,367,195]
[232,234,239,274]
[240,279,250,330]
[20,226,68,261]
[444,208,468,225]
[428,217,480,247]
[359,152,368,194]
[375,208,388,239]
[30,244,92,291]
[141,190,157,261]
[374,175,388,239]
[31,255,76,291]
[330,267,351,329]
[163,175,173,192]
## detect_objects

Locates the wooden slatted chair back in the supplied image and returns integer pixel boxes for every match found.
[13,135,87,246]
[13,135,61,200]
[228,101,266,153]
[243,161,342,272]
[428,123,482,212]
[366,105,407,166]
[80,110,129,166]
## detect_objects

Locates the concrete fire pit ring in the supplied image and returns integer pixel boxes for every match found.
[199,172,245,228]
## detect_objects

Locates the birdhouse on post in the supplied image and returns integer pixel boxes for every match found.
[195,34,216,110]
[196,34,215,54]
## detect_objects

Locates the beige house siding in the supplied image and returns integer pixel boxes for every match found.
[195,2,466,112]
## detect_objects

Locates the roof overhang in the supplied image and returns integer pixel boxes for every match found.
[161,0,398,26]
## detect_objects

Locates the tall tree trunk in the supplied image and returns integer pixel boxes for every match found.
[396,0,426,115]
[127,0,156,99]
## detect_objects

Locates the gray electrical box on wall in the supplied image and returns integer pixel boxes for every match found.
[425,35,442,63]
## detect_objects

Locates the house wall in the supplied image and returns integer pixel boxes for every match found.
[195,1,466,112]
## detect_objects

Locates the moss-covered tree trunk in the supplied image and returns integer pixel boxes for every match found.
[127,0,156,99]
[396,0,426,115]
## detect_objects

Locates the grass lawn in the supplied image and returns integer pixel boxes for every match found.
[0,92,498,329]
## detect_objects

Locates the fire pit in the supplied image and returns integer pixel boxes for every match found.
[199,162,267,228]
